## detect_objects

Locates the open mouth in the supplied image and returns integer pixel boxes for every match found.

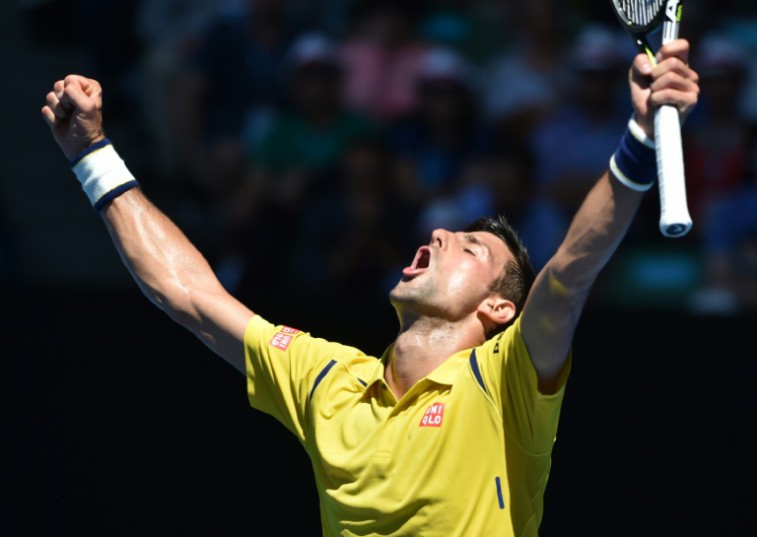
[402,246,431,278]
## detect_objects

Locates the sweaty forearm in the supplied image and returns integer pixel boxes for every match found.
[101,188,225,326]
[104,188,252,372]
[545,117,656,294]
[549,171,644,292]
[522,171,644,391]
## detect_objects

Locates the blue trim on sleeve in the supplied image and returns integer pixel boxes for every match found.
[495,477,505,510]
[309,360,338,401]
[357,378,367,387]
[69,138,112,168]
[469,349,488,395]
[93,180,139,212]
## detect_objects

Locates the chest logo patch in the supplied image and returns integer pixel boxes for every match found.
[419,403,446,428]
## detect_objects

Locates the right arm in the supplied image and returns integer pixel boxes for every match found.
[42,75,252,373]
[102,189,253,373]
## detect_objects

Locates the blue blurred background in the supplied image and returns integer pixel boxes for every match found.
[2,1,756,535]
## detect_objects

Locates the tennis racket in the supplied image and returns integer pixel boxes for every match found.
[610,0,692,238]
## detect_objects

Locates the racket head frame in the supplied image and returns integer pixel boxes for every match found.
[610,0,682,63]
[610,0,667,34]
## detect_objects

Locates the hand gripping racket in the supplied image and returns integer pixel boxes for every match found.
[610,0,693,238]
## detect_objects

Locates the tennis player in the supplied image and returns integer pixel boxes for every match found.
[42,39,698,536]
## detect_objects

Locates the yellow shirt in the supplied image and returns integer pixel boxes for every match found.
[245,315,570,536]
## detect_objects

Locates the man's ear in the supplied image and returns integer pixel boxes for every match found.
[477,295,516,332]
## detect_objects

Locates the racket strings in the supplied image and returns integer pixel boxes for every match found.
[620,0,665,26]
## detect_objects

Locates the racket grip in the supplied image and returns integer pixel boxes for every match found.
[655,104,692,238]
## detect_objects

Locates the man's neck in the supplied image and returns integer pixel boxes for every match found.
[386,317,484,399]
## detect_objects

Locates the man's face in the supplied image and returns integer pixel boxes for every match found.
[390,229,514,321]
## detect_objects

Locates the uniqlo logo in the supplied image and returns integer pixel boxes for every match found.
[270,332,294,351]
[419,403,445,428]
[269,326,300,351]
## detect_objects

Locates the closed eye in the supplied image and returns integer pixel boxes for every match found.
[462,233,490,259]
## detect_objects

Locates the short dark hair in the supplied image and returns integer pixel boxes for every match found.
[464,215,536,336]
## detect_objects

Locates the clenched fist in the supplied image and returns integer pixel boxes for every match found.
[41,75,106,161]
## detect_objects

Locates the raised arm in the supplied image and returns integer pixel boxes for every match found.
[42,75,253,374]
[521,40,699,393]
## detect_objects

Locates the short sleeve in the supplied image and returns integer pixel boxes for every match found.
[476,316,571,454]
[244,315,357,442]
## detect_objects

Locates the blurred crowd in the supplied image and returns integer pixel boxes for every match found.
[10,0,757,314]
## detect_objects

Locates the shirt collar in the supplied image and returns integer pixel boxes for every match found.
[362,345,472,388]
[359,347,389,388]
[425,349,471,386]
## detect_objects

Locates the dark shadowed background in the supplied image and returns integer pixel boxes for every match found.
[2,1,756,535]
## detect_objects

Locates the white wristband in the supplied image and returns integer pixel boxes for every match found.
[609,116,658,192]
[70,140,138,210]
[609,155,656,192]
[628,116,655,149]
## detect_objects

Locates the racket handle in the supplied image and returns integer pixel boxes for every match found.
[655,104,692,238]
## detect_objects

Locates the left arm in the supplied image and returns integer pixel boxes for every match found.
[521,40,700,393]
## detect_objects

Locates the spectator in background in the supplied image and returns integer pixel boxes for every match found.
[418,0,512,65]
[135,0,240,180]
[153,0,304,290]
[523,25,630,269]
[686,34,757,313]
[174,0,299,191]
[691,176,757,314]
[223,33,379,295]
[389,47,496,242]
[340,0,430,122]
[248,33,379,210]
[292,137,412,304]
[685,35,753,223]
[481,0,570,144]
[696,162,757,313]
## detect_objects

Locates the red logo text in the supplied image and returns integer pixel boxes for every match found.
[419,403,445,428]
[270,332,294,351]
